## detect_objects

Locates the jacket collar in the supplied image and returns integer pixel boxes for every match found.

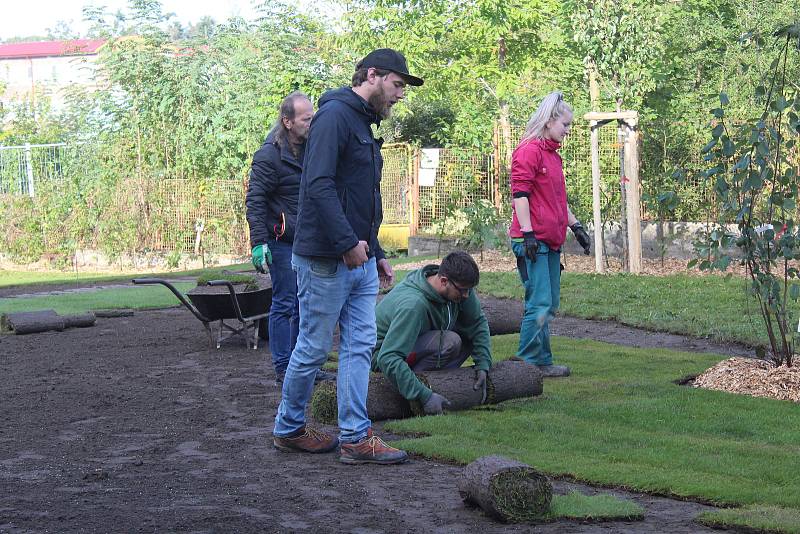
[318,86,381,126]
[267,134,304,169]
[539,138,561,151]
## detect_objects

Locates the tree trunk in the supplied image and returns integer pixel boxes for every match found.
[458,455,552,523]
[310,360,542,424]
[1,310,66,334]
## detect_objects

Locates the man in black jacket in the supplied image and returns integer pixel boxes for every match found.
[273,49,423,465]
[246,91,322,384]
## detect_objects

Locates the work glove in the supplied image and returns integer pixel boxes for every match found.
[473,369,488,404]
[522,231,540,263]
[422,392,451,415]
[570,222,591,255]
[251,244,272,273]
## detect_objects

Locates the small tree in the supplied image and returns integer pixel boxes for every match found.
[461,196,506,262]
[691,23,800,367]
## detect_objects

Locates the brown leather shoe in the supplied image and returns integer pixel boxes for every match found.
[273,427,338,453]
[339,429,408,465]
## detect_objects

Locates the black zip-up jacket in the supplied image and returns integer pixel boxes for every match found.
[292,87,385,261]
[245,132,305,247]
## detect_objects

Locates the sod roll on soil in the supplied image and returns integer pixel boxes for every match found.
[1,310,66,334]
[458,455,552,523]
[63,312,97,328]
[481,298,524,335]
[1,310,97,334]
[310,359,542,424]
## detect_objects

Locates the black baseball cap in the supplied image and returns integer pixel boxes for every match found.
[356,48,424,86]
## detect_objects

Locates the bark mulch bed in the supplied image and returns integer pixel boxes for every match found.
[693,357,800,402]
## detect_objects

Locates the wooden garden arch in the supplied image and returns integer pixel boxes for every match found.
[584,111,642,274]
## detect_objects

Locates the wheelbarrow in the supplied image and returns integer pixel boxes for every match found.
[132,277,272,349]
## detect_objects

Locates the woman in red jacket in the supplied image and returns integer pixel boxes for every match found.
[509,92,591,377]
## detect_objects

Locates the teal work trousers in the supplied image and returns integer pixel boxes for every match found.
[511,240,561,366]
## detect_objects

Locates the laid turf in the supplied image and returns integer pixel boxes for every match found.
[387,335,800,512]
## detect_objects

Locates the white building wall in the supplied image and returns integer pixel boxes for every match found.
[0,54,100,111]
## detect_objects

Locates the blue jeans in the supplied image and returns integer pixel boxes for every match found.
[266,239,299,376]
[273,254,378,443]
[512,241,561,366]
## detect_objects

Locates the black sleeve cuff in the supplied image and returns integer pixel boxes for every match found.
[512,191,530,199]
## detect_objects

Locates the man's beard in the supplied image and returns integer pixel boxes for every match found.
[368,84,391,120]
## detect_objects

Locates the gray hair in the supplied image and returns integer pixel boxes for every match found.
[268,91,311,145]
[520,91,572,143]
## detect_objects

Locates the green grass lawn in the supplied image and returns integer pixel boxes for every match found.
[387,335,800,519]
[0,263,252,288]
[0,255,424,290]
[0,283,196,315]
[547,491,644,521]
[698,505,800,533]
[478,271,773,348]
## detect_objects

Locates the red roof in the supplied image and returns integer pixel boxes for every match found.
[0,39,106,60]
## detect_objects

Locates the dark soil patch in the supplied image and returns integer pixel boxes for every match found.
[0,298,740,532]
[477,294,755,359]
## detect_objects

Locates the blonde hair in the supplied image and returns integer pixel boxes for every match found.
[520,91,572,143]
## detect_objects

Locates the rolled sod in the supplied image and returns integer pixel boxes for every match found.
[310,373,414,425]
[458,455,552,523]
[486,359,543,403]
[63,312,97,328]
[481,297,524,335]
[309,360,542,424]
[94,309,135,318]
[1,310,66,334]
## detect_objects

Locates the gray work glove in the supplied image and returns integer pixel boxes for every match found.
[570,222,591,255]
[522,231,539,263]
[473,369,488,404]
[423,392,451,415]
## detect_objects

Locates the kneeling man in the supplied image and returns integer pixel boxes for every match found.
[372,251,492,414]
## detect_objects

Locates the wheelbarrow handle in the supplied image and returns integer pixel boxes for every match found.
[206,280,248,323]
[131,278,211,323]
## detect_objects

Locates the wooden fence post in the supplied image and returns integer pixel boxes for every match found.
[590,121,604,273]
[624,118,642,273]
[492,124,502,210]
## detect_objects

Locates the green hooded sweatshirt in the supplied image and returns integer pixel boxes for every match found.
[372,264,492,403]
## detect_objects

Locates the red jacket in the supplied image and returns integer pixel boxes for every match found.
[508,138,568,249]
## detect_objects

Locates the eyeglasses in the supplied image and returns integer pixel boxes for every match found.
[447,279,471,297]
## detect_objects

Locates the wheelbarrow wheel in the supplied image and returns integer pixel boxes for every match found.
[258,317,269,340]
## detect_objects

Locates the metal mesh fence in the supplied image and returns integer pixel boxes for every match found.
[0,143,92,196]
[4,121,797,259]
[380,144,412,225]
[416,149,497,232]
[104,178,248,254]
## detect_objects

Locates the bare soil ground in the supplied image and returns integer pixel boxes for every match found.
[1,299,745,533]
